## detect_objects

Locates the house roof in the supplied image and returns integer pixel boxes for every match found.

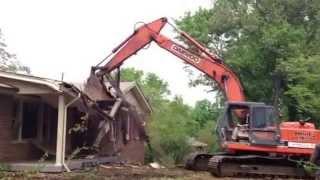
[119,82,135,93]
[120,81,152,114]
[0,82,19,94]
[0,82,18,90]
[0,70,82,98]
[71,80,152,113]
[0,70,63,92]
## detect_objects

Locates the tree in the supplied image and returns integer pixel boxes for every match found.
[0,29,30,73]
[148,96,196,164]
[192,99,222,152]
[177,0,320,120]
[280,55,320,121]
[121,68,170,108]
[192,99,220,128]
[120,67,143,84]
[121,68,196,164]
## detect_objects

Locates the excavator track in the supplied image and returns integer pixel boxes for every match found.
[184,152,213,171]
[207,155,310,179]
[184,152,230,171]
[208,155,224,177]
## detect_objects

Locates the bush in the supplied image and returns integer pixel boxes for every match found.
[196,120,219,153]
[146,98,195,166]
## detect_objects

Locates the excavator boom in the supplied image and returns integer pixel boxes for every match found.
[96,17,245,103]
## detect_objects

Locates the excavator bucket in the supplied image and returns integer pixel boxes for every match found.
[84,72,114,101]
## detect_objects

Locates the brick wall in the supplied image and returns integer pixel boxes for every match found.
[0,94,42,162]
[98,110,146,164]
[99,131,145,164]
[120,140,145,164]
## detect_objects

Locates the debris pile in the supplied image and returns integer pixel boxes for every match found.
[67,71,149,163]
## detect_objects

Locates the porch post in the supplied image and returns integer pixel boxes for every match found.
[17,99,23,141]
[55,95,65,166]
[37,102,44,142]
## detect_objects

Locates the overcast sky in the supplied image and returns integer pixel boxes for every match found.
[0,0,215,106]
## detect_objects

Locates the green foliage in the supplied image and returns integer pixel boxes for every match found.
[177,0,320,120]
[143,73,171,108]
[148,97,194,165]
[121,68,221,165]
[121,68,170,108]
[0,29,30,73]
[192,99,220,128]
[0,163,9,178]
[121,68,195,164]
[196,120,219,153]
[280,55,320,120]
[191,100,221,153]
[120,67,144,84]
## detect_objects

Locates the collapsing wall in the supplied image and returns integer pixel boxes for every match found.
[72,72,148,163]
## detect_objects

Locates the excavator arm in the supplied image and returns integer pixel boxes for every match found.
[95,17,245,102]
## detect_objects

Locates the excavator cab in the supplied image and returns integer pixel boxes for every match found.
[217,102,279,147]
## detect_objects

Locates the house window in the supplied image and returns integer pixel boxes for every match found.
[21,102,39,139]
[12,98,42,141]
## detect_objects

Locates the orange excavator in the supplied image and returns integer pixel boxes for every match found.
[92,17,320,178]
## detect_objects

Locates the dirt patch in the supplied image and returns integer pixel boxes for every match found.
[0,165,297,180]
[97,164,212,180]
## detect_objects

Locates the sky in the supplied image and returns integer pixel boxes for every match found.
[0,0,215,106]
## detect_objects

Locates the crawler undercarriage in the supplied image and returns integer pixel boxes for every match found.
[186,152,311,178]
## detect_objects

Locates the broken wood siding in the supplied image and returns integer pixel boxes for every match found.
[97,87,149,164]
